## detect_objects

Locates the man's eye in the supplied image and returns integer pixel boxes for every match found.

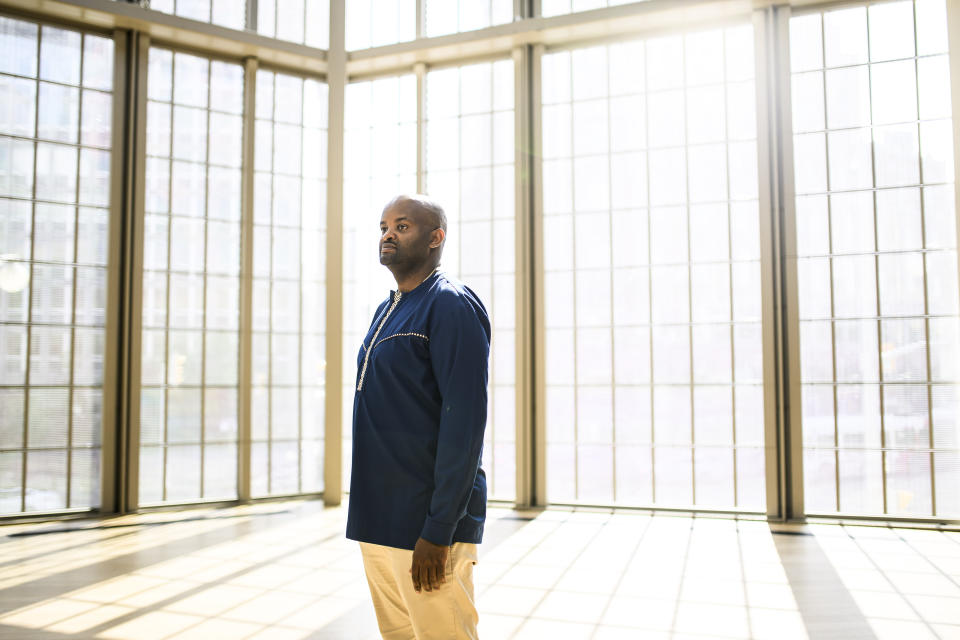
[398,224,407,231]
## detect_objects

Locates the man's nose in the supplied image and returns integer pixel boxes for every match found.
[382,229,397,243]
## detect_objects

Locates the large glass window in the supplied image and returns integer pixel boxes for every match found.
[424,0,513,37]
[541,0,648,18]
[426,60,516,500]
[541,26,765,509]
[257,0,329,49]
[791,0,960,518]
[346,0,415,51]
[140,49,243,504]
[0,17,113,514]
[251,69,327,497]
[147,0,247,31]
[342,74,417,491]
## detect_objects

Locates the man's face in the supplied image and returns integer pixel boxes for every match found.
[379,205,435,268]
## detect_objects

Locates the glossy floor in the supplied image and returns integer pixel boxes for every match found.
[1,501,958,639]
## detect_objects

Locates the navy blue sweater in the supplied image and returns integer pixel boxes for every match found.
[346,271,491,551]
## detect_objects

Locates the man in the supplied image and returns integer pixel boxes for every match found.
[347,194,490,640]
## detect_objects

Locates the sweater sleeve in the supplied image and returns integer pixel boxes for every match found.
[419,292,491,546]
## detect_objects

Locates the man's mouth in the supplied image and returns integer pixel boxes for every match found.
[381,244,397,253]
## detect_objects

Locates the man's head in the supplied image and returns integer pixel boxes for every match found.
[379,194,447,274]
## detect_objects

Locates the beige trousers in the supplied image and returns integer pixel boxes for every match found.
[359,541,479,640]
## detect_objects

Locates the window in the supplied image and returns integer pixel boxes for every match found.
[147,0,247,31]
[426,60,516,499]
[0,17,113,514]
[541,25,765,509]
[346,0,415,50]
[791,0,960,517]
[140,49,243,504]
[342,74,417,491]
[424,0,513,37]
[251,69,328,496]
[257,0,329,49]
[541,0,648,18]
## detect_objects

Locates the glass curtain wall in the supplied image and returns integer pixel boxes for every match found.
[147,0,247,30]
[251,69,328,497]
[424,1,513,37]
[540,25,766,509]
[0,17,113,515]
[140,49,243,504]
[345,0,415,51]
[425,60,516,499]
[342,74,417,491]
[541,0,648,18]
[257,0,330,48]
[791,0,960,518]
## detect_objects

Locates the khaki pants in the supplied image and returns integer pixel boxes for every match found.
[359,541,479,640]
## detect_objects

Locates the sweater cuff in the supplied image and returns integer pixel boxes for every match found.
[420,517,456,546]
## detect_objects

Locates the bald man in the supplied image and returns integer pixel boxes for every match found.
[347,195,490,640]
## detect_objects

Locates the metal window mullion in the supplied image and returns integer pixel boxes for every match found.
[65,34,86,509]
[604,44,616,502]
[643,39,655,504]
[324,0,346,504]
[530,43,546,506]
[515,44,536,507]
[911,0,937,517]
[238,57,256,503]
[416,62,426,194]
[815,12,842,514]
[721,27,739,508]
[682,32,696,508]
[487,63,497,497]
[754,5,800,520]
[267,73,277,496]
[162,49,175,503]
[862,12,887,516]
[198,59,214,499]
[567,53,579,501]
[20,23,43,514]
[297,78,306,494]
[246,0,258,32]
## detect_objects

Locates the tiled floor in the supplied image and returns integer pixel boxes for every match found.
[1,500,959,639]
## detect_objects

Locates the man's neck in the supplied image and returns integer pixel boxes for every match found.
[392,263,438,293]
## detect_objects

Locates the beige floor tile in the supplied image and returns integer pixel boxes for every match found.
[220,591,318,625]
[849,590,919,621]
[601,596,675,631]
[867,618,939,640]
[163,583,263,616]
[0,598,99,630]
[933,623,960,640]
[530,589,609,624]
[281,596,361,630]
[904,593,960,625]
[680,579,747,606]
[512,618,594,639]
[745,582,799,610]
[66,575,169,604]
[477,584,547,616]
[749,607,809,640]
[497,563,566,590]
[245,626,313,640]
[553,566,623,594]
[673,601,749,638]
[96,610,204,640]
[226,564,314,590]
[885,570,960,597]
[166,618,264,640]
[116,579,199,607]
[47,604,135,634]
[477,613,525,638]
[592,626,670,640]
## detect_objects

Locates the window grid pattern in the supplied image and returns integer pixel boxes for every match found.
[251,69,327,497]
[140,48,243,504]
[0,17,112,514]
[791,1,960,517]
[346,0,415,51]
[257,0,329,49]
[541,0,649,18]
[424,0,513,38]
[425,60,516,500]
[342,74,417,492]
[147,0,247,31]
[541,26,766,510]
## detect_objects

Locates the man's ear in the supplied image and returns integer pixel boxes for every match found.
[429,227,445,249]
